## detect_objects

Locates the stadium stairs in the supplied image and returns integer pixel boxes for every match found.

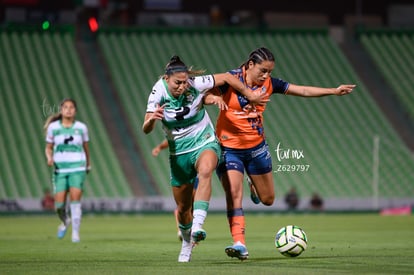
[74,32,159,196]
[340,30,414,151]
[358,30,414,123]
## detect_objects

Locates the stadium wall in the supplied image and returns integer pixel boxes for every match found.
[2,197,413,213]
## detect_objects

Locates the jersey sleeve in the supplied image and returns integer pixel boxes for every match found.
[46,124,54,143]
[190,75,215,93]
[215,69,240,95]
[81,123,90,142]
[146,81,164,113]
[271,77,290,94]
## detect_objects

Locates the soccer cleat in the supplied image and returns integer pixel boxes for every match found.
[57,223,67,239]
[57,218,71,239]
[225,242,249,260]
[72,231,80,243]
[178,240,193,262]
[191,228,206,244]
[247,176,260,204]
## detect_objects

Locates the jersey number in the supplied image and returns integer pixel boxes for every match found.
[174,107,190,121]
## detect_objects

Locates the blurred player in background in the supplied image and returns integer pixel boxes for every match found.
[44,98,91,243]
[208,47,355,260]
[41,187,55,211]
[284,186,300,210]
[309,192,324,211]
[143,55,257,262]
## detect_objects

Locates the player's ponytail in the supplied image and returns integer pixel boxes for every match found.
[164,55,205,77]
[165,55,188,75]
[43,113,62,133]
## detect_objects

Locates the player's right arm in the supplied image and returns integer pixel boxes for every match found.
[143,83,166,134]
[45,124,54,166]
[143,104,165,134]
[45,143,54,166]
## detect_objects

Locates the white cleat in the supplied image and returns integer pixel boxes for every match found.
[178,240,193,262]
[72,231,80,243]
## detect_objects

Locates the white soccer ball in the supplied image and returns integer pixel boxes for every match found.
[275,225,308,257]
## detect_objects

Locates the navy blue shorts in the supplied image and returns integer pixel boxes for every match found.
[217,140,272,177]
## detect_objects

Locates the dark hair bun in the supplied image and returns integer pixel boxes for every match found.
[170,55,181,63]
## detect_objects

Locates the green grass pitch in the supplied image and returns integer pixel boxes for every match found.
[0,213,413,274]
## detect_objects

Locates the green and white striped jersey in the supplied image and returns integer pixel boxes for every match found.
[146,75,217,155]
[46,120,89,173]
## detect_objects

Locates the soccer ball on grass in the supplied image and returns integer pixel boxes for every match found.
[275,225,308,257]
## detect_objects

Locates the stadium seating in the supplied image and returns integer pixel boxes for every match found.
[1,27,413,203]
[358,30,414,122]
[0,29,133,199]
[97,28,414,200]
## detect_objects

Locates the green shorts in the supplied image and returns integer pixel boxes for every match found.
[53,171,86,193]
[169,140,221,187]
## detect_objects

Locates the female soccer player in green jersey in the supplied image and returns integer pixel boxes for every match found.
[143,55,258,262]
[44,98,90,243]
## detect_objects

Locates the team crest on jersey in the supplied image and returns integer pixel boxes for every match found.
[185,93,194,103]
[261,86,267,93]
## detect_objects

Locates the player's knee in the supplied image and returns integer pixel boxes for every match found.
[197,167,214,181]
[261,194,275,206]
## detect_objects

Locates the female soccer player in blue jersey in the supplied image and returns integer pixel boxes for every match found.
[143,55,256,262]
[44,98,90,243]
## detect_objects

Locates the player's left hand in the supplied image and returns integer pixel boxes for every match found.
[335,84,356,96]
